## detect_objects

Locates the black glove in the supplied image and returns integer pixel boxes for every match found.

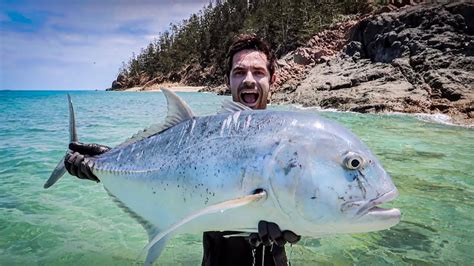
[64,141,111,182]
[248,220,301,248]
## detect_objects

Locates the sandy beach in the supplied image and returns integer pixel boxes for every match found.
[124,83,205,92]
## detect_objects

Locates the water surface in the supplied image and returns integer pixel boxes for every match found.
[0,90,472,265]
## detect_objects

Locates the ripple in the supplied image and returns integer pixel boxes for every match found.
[1,91,473,264]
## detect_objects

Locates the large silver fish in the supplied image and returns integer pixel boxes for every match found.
[45,89,400,265]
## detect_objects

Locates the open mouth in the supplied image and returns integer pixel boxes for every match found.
[356,189,400,218]
[240,90,260,107]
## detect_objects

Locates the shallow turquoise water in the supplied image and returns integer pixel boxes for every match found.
[0,90,472,265]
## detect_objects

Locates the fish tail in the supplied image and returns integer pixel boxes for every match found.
[44,94,78,189]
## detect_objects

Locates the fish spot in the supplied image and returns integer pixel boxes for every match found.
[283,159,298,175]
[356,177,367,199]
[310,196,317,200]
[340,201,361,212]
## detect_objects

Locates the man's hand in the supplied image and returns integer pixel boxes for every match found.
[64,141,110,182]
[248,220,301,248]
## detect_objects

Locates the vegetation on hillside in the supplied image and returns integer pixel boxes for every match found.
[114,0,373,89]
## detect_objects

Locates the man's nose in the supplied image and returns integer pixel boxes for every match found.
[243,71,256,86]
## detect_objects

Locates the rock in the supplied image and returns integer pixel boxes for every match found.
[293,49,312,65]
[168,72,181,82]
[111,80,122,90]
[272,2,474,126]
[116,73,126,83]
[344,41,363,57]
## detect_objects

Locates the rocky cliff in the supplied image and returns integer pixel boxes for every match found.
[271,2,473,125]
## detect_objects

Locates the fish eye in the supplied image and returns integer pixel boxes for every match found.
[343,153,364,170]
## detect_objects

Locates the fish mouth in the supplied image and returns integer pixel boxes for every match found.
[239,89,261,108]
[356,189,400,218]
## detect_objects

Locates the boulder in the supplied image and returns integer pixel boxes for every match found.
[272,2,474,126]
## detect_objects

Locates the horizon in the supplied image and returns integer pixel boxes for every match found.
[0,0,208,90]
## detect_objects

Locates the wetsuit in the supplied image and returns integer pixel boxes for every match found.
[202,231,287,266]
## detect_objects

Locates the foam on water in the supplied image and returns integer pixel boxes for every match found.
[1,90,473,265]
[291,104,472,128]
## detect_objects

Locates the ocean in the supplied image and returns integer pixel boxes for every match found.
[0,90,473,265]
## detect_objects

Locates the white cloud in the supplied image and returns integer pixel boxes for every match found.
[0,0,209,90]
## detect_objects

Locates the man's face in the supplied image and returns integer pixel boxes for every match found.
[229,49,274,110]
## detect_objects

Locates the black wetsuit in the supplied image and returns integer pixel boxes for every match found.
[202,231,288,266]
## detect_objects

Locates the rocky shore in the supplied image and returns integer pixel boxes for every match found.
[201,2,473,126]
[270,2,473,126]
[111,2,473,126]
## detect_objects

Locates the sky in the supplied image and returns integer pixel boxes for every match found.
[0,0,209,90]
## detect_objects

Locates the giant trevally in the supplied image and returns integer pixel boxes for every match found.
[45,89,401,265]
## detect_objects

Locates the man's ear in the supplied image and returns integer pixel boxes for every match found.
[270,74,276,85]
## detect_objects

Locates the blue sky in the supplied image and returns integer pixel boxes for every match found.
[0,0,208,90]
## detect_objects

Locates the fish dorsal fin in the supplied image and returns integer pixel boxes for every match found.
[118,88,195,147]
[160,88,195,129]
[219,100,252,114]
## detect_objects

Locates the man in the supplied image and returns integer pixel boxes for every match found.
[226,34,275,110]
[65,34,299,265]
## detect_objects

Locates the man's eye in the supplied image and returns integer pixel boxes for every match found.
[254,70,266,76]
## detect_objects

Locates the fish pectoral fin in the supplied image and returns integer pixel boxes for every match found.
[140,190,267,263]
[140,227,171,266]
[219,100,252,114]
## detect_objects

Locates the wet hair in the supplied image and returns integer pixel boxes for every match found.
[225,34,276,82]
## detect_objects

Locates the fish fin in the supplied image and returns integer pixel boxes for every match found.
[142,190,267,259]
[67,94,78,142]
[117,88,195,147]
[43,156,67,188]
[105,188,158,234]
[105,189,169,265]
[160,88,195,127]
[219,100,252,114]
[44,94,77,188]
[143,229,171,266]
